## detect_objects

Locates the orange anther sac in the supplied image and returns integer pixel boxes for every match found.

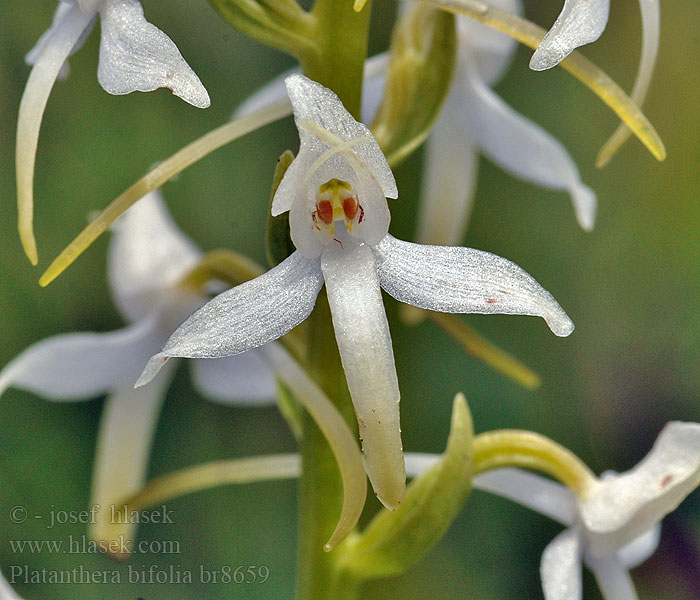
[317,200,333,225]
[343,196,359,221]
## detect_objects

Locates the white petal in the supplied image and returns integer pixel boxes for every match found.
[0,316,161,400]
[97,0,210,108]
[416,92,478,246]
[26,1,96,80]
[0,570,23,600]
[585,553,639,600]
[616,524,660,569]
[136,251,324,385]
[190,350,277,406]
[321,240,406,509]
[372,235,575,337]
[108,189,202,322]
[456,0,521,86]
[463,63,596,231]
[283,74,397,199]
[530,0,610,71]
[78,0,101,13]
[473,468,576,525]
[580,422,700,557]
[271,134,313,218]
[361,53,391,123]
[89,359,176,550]
[541,528,583,600]
[16,3,95,262]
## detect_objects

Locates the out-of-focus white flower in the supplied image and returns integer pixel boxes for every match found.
[17,0,210,263]
[414,0,596,244]
[137,75,574,511]
[0,190,275,546]
[407,421,700,600]
[0,570,23,600]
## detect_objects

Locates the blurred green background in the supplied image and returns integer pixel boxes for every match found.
[1,1,698,598]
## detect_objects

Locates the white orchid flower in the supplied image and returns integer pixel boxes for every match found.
[17,0,210,264]
[416,0,596,243]
[236,1,595,244]
[0,190,275,548]
[408,421,700,600]
[137,74,575,510]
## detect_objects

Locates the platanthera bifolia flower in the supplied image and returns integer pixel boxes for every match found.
[412,0,596,244]
[407,422,700,600]
[17,0,210,263]
[0,190,275,549]
[238,1,595,244]
[137,75,575,509]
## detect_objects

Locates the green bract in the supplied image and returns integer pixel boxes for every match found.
[370,6,457,167]
[337,394,473,579]
[207,0,315,57]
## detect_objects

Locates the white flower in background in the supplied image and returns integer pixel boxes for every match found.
[0,190,275,547]
[17,0,210,263]
[413,0,596,245]
[0,570,23,600]
[137,75,575,510]
[531,0,661,168]
[408,421,700,600]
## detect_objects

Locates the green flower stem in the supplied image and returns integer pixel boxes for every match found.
[298,291,360,599]
[472,430,597,497]
[295,3,372,598]
[300,0,372,119]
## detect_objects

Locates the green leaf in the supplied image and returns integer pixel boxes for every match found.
[370,6,457,167]
[207,0,316,58]
[337,394,473,579]
[266,150,297,267]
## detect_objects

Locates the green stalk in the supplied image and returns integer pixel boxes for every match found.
[295,4,372,596]
[298,292,360,599]
[300,0,372,119]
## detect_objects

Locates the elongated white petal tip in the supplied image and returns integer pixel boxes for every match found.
[573,184,597,232]
[529,0,610,71]
[98,0,211,109]
[529,50,564,72]
[548,311,575,338]
[135,354,169,388]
